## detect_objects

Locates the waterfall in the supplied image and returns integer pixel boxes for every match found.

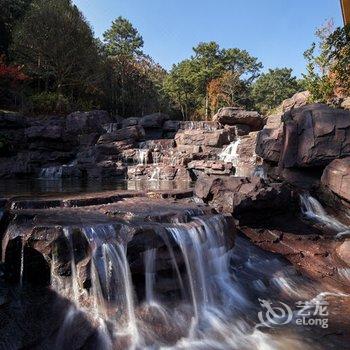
[49,213,315,349]
[252,165,267,179]
[219,139,240,165]
[150,167,160,181]
[39,160,77,179]
[39,165,63,179]
[138,149,149,165]
[300,193,350,236]
[144,249,157,304]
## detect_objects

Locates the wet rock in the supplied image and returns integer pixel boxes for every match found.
[2,196,220,292]
[179,121,221,131]
[187,160,234,177]
[321,158,350,202]
[195,174,292,224]
[83,161,126,179]
[213,107,264,131]
[128,164,191,182]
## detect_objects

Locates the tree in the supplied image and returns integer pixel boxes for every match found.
[325,24,350,97]
[101,17,168,117]
[251,68,300,113]
[302,21,336,102]
[164,59,198,120]
[103,16,144,57]
[208,71,249,112]
[10,0,100,99]
[164,41,262,119]
[0,54,29,107]
[0,0,32,56]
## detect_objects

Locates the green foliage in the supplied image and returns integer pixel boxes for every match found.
[0,0,32,55]
[164,41,262,120]
[103,16,144,57]
[10,0,101,97]
[30,92,69,114]
[101,18,169,117]
[302,21,338,102]
[325,24,350,96]
[251,68,300,113]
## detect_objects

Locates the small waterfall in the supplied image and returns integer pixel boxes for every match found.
[39,165,63,179]
[252,165,267,179]
[19,240,24,287]
[144,249,157,304]
[219,139,240,165]
[47,213,317,349]
[150,167,160,181]
[152,151,161,165]
[39,160,77,179]
[138,149,149,165]
[103,123,120,133]
[300,193,350,235]
[219,139,242,176]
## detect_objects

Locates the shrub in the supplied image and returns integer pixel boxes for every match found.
[29,92,70,114]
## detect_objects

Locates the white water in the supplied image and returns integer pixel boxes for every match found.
[144,249,157,303]
[39,165,63,179]
[138,149,149,165]
[39,160,77,179]
[300,193,350,236]
[219,139,240,166]
[150,166,161,181]
[51,214,321,349]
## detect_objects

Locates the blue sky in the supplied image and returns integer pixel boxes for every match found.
[73,0,343,76]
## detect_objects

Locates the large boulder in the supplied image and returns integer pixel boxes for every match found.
[194,175,292,224]
[282,91,310,112]
[255,114,283,163]
[97,125,145,144]
[235,132,261,177]
[175,128,234,148]
[280,104,350,168]
[321,158,350,202]
[139,113,168,129]
[0,113,28,155]
[187,160,234,178]
[213,107,264,131]
[66,110,112,134]
[25,117,66,141]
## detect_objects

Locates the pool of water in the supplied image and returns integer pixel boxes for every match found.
[0,178,193,198]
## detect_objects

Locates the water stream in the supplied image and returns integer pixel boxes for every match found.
[45,210,346,349]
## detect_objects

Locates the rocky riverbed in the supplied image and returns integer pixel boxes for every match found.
[1,93,350,349]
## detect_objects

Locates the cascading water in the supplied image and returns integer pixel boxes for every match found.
[138,149,149,165]
[39,160,78,179]
[39,165,64,179]
[219,139,240,165]
[49,213,321,349]
[300,193,350,236]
